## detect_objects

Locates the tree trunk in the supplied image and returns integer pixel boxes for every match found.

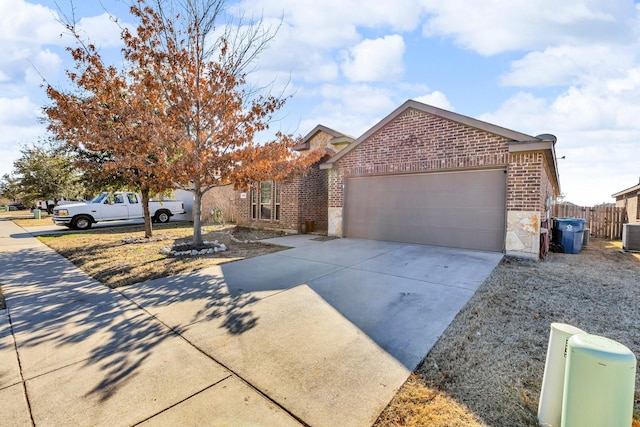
[192,183,203,246]
[141,188,153,238]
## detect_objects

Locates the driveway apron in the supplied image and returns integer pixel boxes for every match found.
[1,220,503,426]
[122,235,503,426]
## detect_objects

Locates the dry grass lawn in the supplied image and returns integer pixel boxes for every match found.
[12,217,55,227]
[37,223,288,288]
[375,239,640,427]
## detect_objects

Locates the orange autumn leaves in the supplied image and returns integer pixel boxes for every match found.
[45,0,321,242]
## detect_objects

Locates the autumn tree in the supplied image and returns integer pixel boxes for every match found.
[125,0,322,246]
[46,0,320,244]
[45,7,180,238]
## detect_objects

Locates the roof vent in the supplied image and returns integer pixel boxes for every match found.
[536,134,557,143]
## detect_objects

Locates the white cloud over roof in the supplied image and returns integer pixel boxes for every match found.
[341,35,405,82]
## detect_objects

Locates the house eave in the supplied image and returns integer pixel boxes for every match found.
[319,162,335,170]
[612,183,640,198]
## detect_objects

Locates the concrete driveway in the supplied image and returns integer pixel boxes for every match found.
[1,220,502,427]
[120,235,503,426]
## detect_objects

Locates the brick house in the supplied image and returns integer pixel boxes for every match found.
[202,125,354,232]
[612,180,640,223]
[204,99,561,259]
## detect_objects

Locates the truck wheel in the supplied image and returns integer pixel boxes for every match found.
[71,215,92,230]
[155,210,171,223]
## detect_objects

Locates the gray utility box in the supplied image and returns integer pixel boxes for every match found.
[622,223,640,251]
[561,334,636,427]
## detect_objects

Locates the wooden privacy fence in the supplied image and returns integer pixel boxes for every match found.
[551,204,627,240]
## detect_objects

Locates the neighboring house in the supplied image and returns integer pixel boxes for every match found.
[205,99,562,259]
[612,180,640,223]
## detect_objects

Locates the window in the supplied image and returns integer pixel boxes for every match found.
[260,181,272,219]
[250,181,281,221]
[275,182,281,221]
[127,193,139,204]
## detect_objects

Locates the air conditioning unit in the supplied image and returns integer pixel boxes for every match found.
[622,223,640,251]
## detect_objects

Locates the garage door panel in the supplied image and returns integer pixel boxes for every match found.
[344,170,506,252]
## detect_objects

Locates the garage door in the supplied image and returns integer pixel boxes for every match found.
[344,169,506,252]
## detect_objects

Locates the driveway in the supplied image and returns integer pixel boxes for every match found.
[1,221,502,427]
[120,235,503,426]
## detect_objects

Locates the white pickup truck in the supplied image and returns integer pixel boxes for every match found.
[52,191,185,230]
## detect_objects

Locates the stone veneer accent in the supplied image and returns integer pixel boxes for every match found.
[328,207,342,236]
[505,211,541,259]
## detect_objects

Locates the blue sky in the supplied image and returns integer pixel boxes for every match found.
[2,0,639,205]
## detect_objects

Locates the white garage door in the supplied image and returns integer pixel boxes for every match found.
[344,169,506,252]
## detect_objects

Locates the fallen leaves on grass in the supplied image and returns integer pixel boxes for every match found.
[374,376,486,427]
[37,223,288,288]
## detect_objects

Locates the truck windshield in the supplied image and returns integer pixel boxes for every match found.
[90,193,108,204]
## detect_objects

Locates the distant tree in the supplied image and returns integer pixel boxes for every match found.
[0,173,23,204]
[8,140,85,206]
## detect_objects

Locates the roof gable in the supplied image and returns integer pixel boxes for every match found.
[295,125,354,151]
[320,98,561,195]
[323,99,543,166]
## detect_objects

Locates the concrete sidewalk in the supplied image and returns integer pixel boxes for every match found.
[0,219,303,426]
[0,219,502,426]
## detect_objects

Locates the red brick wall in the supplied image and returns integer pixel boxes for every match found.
[507,152,543,212]
[298,162,329,230]
[201,185,236,222]
[233,176,300,231]
[540,155,556,212]
[328,169,343,208]
[330,108,511,206]
[231,162,328,232]
[506,151,558,212]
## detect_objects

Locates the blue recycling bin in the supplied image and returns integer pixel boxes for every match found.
[552,218,586,254]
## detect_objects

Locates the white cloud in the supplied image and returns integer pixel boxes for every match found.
[501,44,638,87]
[479,77,640,205]
[414,91,454,111]
[234,0,428,85]
[0,0,63,46]
[298,84,398,135]
[0,96,45,176]
[236,0,427,35]
[341,35,405,82]
[422,0,637,56]
[245,20,340,84]
[75,13,126,49]
[0,96,42,126]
